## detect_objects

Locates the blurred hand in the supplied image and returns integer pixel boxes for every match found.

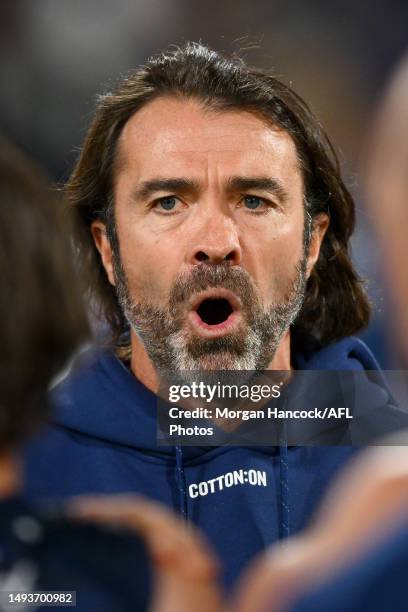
[67,494,224,612]
[231,444,408,612]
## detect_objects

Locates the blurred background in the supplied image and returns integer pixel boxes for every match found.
[1,0,407,367]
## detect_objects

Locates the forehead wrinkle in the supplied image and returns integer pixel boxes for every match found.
[119,100,298,155]
[148,127,293,156]
[112,100,304,195]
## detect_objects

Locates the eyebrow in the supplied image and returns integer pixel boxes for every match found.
[226,176,289,203]
[132,178,200,201]
[131,175,289,203]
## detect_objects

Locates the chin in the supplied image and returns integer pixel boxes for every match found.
[197,354,254,371]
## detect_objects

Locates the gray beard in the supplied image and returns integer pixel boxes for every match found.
[113,257,307,379]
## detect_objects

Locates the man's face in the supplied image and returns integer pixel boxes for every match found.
[93,97,326,374]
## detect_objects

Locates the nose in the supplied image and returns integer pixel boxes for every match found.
[188,211,242,266]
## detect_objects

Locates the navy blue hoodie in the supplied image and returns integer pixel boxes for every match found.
[24,336,396,589]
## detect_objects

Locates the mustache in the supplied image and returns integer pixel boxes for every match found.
[168,263,260,312]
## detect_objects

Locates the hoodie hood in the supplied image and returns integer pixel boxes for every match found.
[51,350,162,452]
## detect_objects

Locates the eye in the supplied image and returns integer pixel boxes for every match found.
[243,195,264,210]
[240,194,275,213]
[152,196,181,213]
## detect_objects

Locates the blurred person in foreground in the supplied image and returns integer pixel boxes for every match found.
[0,136,222,612]
[229,53,408,612]
[23,42,405,589]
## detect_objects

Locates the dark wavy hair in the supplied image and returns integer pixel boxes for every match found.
[66,42,370,345]
[0,136,90,449]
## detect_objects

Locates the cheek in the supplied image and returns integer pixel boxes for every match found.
[244,217,305,298]
[115,220,178,303]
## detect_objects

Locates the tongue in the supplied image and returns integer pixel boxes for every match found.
[196,298,233,325]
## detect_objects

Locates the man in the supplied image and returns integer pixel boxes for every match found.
[24,42,395,588]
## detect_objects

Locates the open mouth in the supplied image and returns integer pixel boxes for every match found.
[196,298,233,325]
[188,289,242,337]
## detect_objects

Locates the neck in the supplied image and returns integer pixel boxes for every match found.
[0,450,22,499]
[129,329,292,394]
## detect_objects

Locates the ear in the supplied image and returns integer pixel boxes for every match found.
[91,220,116,286]
[305,213,329,279]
